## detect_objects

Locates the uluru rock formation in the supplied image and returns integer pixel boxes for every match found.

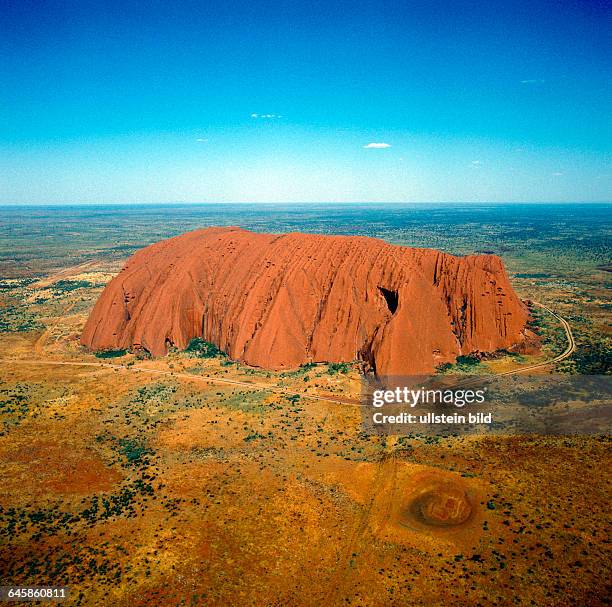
[81,227,533,376]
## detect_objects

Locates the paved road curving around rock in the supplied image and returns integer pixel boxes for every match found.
[494,301,576,375]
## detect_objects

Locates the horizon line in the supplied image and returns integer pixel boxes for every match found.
[1,200,611,207]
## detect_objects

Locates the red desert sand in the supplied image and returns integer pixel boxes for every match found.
[81,227,533,376]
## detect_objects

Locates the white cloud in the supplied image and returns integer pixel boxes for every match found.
[196,138,208,143]
[251,113,282,119]
[471,160,482,166]
[552,171,564,176]
[521,79,545,84]
[363,142,391,149]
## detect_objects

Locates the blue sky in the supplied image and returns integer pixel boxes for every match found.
[1,0,610,203]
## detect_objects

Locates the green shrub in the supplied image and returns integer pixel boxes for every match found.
[52,279,94,292]
[94,349,127,358]
[117,438,151,465]
[185,337,226,358]
[327,362,350,375]
[571,342,611,375]
[455,354,481,367]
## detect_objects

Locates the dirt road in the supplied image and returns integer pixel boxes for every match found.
[2,301,575,408]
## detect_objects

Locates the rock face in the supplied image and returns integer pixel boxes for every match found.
[81,227,532,376]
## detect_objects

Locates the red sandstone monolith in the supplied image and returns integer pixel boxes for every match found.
[81,227,533,376]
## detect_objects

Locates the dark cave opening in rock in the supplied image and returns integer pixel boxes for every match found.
[378,286,399,314]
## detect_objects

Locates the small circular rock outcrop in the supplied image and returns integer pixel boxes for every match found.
[405,482,473,527]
